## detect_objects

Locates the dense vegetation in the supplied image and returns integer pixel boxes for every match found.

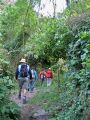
[0,0,90,120]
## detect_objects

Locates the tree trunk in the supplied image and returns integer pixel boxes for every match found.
[52,0,56,18]
[66,0,70,6]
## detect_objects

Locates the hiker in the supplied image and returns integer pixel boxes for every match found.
[46,68,53,87]
[29,67,38,92]
[39,68,47,86]
[15,58,32,104]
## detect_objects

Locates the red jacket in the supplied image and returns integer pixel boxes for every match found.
[39,71,47,79]
[46,69,53,78]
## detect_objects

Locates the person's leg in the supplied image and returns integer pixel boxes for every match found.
[23,88,27,96]
[29,81,32,91]
[18,80,24,99]
[47,78,49,87]
[22,88,27,104]
[48,78,52,86]
[31,79,35,91]
[42,78,45,86]
[22,78,29,104]
[41,79,43,86]
[18,87,22,99]
[33,79,35,89]
[29,80,34,92]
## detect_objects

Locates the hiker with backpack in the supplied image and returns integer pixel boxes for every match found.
[29,67,38,92]
[46,68,53,87]
[15,58,32,104]
[39,68,47,86]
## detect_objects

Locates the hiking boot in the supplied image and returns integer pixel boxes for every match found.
[27,88,29,91]
[23,96,26,104]
[18,94,21,100]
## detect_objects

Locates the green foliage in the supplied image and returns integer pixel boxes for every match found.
[0,0,37,62]
[0,41,11,76]
[54,11,90,119]
[0,41,19,120]
[0,77,20,120]
[28,1,90,119]
[29,82,60,109]
[0,0,90,120]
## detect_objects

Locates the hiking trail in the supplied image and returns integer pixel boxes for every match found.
[10,89,49,120]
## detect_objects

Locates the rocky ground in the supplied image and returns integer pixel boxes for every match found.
[10,89,49,120]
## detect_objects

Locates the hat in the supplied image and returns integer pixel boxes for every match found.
[19,58,26,63]
[48,68,51,70]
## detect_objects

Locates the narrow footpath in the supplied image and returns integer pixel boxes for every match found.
[10,89,49,120]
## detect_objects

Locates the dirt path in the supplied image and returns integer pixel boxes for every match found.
[10,89,48,120]
[10,89,37,107]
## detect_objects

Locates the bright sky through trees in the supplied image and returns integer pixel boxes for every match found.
[39,0,67,16]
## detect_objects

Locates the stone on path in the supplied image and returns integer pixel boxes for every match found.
[10,89,49,120]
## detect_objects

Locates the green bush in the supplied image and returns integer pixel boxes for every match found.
[0,77,20,120]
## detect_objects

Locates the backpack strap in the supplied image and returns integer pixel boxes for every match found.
[27,65,30,71]
[18,65,21,72]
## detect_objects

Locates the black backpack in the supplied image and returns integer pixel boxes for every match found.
[19,64,28,77]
